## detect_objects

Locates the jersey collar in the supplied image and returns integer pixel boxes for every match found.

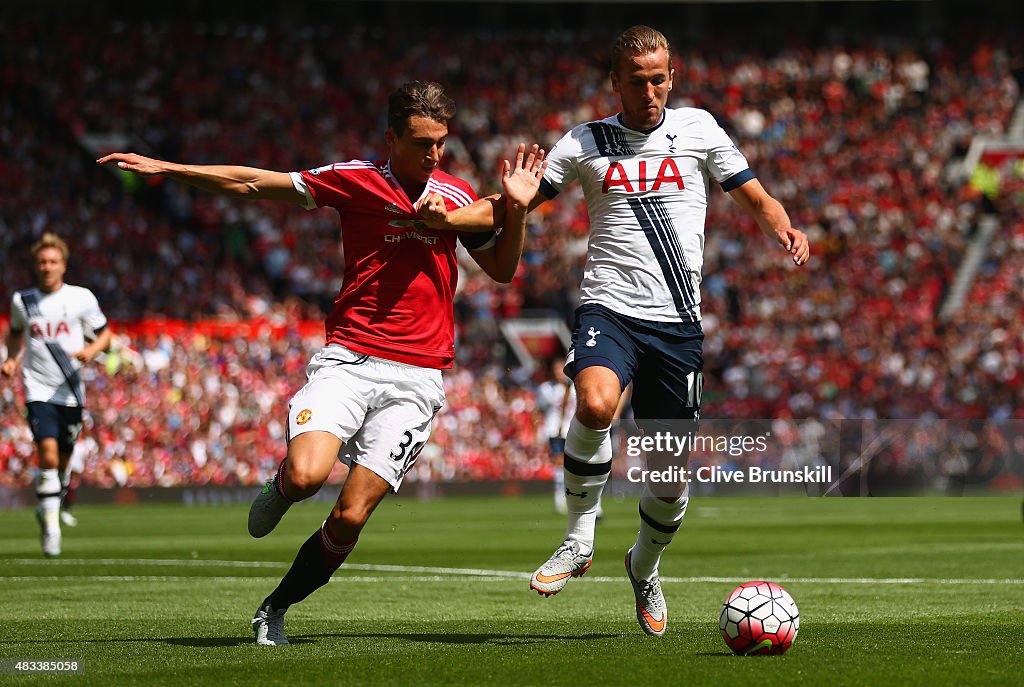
[616,110,667,135]
[383,161,432,207]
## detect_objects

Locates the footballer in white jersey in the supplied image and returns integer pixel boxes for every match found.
[540,106,754,324]
[9,284,108,407]
[3,233,112,557]
[413,27,809,635]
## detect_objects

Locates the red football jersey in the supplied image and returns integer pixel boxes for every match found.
[291,160,492,369]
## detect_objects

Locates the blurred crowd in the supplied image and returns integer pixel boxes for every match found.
[2,20,1023,488]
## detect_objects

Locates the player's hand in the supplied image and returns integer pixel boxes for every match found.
[1,357,19,377]
[96,152,169,176]
[502,143,546,210]
[415,192,449,229]
[73,349,95,364]
[776,227,810,266]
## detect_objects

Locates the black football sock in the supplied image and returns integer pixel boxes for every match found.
[265,523,356,611]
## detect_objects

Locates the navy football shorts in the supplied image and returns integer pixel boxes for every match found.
[26,401,84,453]
[565,303,703,421]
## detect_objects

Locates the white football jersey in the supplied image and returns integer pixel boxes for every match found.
[9,284,108,406]
[542,107,754,323]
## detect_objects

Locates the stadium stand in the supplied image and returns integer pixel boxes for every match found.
[1,15,1022,489]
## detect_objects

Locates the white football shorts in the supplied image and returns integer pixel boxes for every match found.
[287,343,445,492]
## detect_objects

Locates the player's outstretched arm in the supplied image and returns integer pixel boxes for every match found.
[417,144,548,233]
[727,179,810,266]
[416,192,504,233]
[96,153,307,205]
[502,143,547,210]
[1,328,25,378]
[466,144,547,283]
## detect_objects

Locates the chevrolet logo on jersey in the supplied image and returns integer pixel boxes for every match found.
[603,158,685,194]
[386,220,438,245]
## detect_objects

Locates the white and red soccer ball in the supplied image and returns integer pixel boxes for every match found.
[719,581,800,655]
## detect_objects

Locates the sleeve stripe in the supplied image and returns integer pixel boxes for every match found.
[720,168,756,192]
[539,178,560,200]
[333,161,376,169]
[428,180,474,208]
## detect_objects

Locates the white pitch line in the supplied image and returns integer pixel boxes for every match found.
[1,575,1023,585]
[2,558,287,568]
[0,559,1021,585]
[0,576,523,583]
[1,559,530,577]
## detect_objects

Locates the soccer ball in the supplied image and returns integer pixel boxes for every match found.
[719,580,800,655]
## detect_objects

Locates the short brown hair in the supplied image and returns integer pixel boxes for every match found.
[32,232,69,262]
[387,81,456,135]
[610,25,672,72]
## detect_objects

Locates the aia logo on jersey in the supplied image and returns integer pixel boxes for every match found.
[603,158,685,194]
[31,321,71,339]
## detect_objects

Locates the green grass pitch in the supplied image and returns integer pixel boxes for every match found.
[1,495,1022,686]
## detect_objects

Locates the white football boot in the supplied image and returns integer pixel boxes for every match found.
[625,548,667,636]
[530,540,593,596]
[251,603,289,646]
[36,506,62,558]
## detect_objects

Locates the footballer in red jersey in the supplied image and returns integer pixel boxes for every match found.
[292,158,484,368]
[99,81,546,646]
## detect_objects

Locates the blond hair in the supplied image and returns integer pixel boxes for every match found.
[610,25,672,71]
[32,232,69,262]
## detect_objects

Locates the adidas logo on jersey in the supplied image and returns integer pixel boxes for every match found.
[384,202,405,215]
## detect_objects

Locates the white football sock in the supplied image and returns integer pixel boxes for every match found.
[36,469,62,530]
[562,418,612,555]
[629,484,688,581]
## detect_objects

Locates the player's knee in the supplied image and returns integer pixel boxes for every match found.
[575,393,617,429]
[332,503,372,534]
[281,461,325,499]
[36,438,61,469]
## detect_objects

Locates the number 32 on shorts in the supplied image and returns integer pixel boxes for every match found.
[388,416,433,476]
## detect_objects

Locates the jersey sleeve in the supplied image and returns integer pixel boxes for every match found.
[9,293,26,332]
[539,128,584,199]
[80,289,109,335]
[437,176,497,252]
[459,231,497,251]
[701,111,756,191]
[289,162,365,211]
